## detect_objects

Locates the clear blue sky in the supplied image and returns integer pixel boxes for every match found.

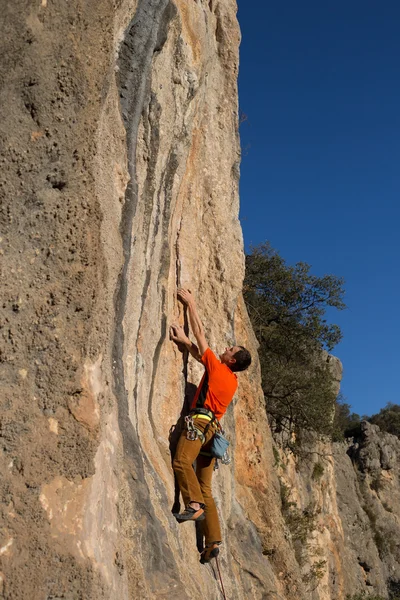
[237,1,400,417]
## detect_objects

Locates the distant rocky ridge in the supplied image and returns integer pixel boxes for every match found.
[1,1,399,599]
[274,420,400,599]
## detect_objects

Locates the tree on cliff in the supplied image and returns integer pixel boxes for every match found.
[243,242,346,440]
[368,403,400,438]
[331,396,361,441]
[331,401,400,441]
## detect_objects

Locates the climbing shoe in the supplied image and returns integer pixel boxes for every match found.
[200,542,220,564]
[173,506,205,523]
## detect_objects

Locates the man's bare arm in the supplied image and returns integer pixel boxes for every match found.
[169,324,202,362]
[177,289,208,356]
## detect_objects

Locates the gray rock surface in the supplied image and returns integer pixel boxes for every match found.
[273,419,400,600]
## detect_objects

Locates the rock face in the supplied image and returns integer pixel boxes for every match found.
[1,2,400,599]
[274,421,400,600]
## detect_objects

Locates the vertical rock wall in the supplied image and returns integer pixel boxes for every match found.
[0,1,292,598]
[2,2,400,600]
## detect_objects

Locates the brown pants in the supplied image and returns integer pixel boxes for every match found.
[173,418,222,545]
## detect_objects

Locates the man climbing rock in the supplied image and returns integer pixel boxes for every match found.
[170,288,251,564]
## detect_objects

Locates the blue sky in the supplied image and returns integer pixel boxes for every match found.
[237,1,400,417]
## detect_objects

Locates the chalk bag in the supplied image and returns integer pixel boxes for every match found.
[210,432,230,459]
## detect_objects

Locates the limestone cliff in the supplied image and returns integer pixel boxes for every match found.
[1,2,399,600]
[274,421,400,599]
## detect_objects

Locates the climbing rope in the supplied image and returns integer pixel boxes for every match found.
[215,555,227,600]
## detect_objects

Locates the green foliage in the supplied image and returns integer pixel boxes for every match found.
[332,399,400,442]
[303,559,327,590]
[261,546,276,557]
[362,502,397,559]
[346,595,386,600]
[331,396,361,440]
[279,478,326,589]
[285,504,318,545]
[312,461,325,481]
[346,592,400,600]
[244,242,345,349]
[388,579,400,599]
[279,479,318,545]
[279,479,295,512]
[272,445,280,467]
[244,242,346,439]
[369,403,400,438]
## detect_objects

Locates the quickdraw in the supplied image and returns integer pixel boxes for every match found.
[184,415,205,443]
[221,450,231,465]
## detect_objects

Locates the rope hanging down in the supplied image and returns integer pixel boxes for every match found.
[215,556,227,600]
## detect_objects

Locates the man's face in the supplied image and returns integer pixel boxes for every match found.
[219,345,241,366]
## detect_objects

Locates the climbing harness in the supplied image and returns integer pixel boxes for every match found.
[185,411,231,467]
[190,407,215,420]
[185,411,217,444]
[215,556,227,600]
[186,410,231,463]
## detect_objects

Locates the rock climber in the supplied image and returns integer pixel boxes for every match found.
[170,288,251,564]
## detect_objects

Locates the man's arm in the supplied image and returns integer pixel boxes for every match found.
[177,289,209,356]
[169,324,202,362]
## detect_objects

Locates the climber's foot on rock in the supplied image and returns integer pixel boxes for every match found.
[173,505,205,523]
[200,542,220,564]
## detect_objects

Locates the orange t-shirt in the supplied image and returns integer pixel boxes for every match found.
[191,347,238,420]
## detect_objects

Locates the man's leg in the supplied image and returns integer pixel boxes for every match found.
[173,430,205,511]
[196,454,222,545]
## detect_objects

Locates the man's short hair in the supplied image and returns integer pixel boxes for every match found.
[231,346,252,372]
